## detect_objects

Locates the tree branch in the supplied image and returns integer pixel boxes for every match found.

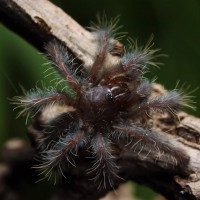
[0,0,96,67]
[1,0,200,200]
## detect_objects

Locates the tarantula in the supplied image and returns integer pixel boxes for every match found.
[14,18,190,189]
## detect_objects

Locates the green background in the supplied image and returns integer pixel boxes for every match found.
[0,0,200,199]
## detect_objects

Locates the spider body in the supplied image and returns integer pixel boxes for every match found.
[13,19,190,189]
[78,83,129,123]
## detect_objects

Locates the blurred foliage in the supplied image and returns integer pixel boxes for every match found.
[0,0,200,199]
[132,182,159,200]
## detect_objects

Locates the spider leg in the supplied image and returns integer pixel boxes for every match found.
[127,90,184,118]
[45,42,81,92]
[87,133,119,189]
[88,30,111,85]
[13,87,74,118]
[136,79,152,97]
[37,112,79,151]
[113,124,189,166]
[34,129,86,181]
[101,49,153,86]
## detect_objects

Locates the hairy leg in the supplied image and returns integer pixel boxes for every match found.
[45,41,81,92]
[12,87,75,118]
[113,123,189,166]
[128,90,184,118]
[88,133,119,189]
[88,30,112,85]
[34,129,86,183]
[37,112,79,151]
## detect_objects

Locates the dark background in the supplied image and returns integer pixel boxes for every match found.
[0,0,200,199]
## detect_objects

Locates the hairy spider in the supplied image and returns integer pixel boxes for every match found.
[13,17,190,189]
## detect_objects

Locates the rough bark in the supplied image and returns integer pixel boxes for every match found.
[0,0,96,67]
[0,0,200,200]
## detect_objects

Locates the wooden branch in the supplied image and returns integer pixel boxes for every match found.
[0,0,96,67]
[1,0,200,200]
